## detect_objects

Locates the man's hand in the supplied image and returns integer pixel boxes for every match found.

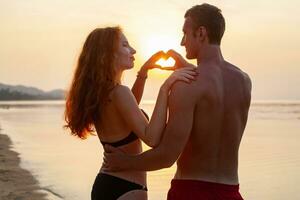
[102,145,131,172]
[162,49,195,70]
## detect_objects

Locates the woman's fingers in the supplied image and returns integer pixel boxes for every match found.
[173,68,198,81]
[176,76,192,83]
[150,51,166,62]
[177,70,197,76]
[179,73,197,80]
[175,69,197,76]
[181,73,196,80]
[150,64,163,69]
[143,51,167,70]
[176,66,196,71]
[175,73,196,82]
[159,66,177,71]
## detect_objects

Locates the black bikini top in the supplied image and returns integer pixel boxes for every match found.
[100,109,149,147]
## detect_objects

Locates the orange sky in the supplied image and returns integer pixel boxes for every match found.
[0,0,300,100]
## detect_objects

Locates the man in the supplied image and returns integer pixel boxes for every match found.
[104,3,251,200]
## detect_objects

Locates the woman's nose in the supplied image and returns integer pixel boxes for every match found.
[131,47,136,54]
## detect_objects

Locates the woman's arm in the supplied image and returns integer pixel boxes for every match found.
[131,51,165,104]
[112,67,197,148]
[131,67,148,105]
[112,85,167,147]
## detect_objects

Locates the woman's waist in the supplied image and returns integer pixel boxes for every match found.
[99,140,145,185]
[99,169,147,186]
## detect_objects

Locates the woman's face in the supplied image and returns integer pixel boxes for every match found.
[114,33,136,71]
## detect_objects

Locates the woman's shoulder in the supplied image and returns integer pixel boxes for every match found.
[110,85,133,102]
[111,84,130,95]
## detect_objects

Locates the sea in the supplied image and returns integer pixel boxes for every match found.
[0,100,299,200]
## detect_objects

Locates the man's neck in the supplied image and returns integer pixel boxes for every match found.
[197,45,224,66]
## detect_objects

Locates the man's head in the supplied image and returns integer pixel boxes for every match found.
[181,4,225,59]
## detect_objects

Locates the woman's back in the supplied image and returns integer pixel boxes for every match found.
[94,85,147,186]
[95,89,131,142]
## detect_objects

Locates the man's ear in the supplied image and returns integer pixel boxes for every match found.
[196,26,207,41]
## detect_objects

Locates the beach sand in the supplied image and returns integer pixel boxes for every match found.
[0,132,48,200]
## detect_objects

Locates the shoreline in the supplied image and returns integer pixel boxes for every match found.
[0,131,49,200]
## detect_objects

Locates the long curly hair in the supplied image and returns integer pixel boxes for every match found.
[64,27,122,139]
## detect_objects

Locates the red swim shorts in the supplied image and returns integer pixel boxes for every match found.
[167,179,244,200]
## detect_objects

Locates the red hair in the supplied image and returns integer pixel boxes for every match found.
[64,27,122,139]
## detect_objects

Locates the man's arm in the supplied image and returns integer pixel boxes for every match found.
[104,81,197,171]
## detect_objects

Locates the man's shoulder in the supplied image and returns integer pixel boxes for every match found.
[170,81,191,99]
[224,62,251,84]
[167,81,197,112]
[171,79,205,95]
[225,61,250,78]
[169,80,204,106]
[224,62,252,100]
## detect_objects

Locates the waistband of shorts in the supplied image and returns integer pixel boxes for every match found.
[170,179,240,192]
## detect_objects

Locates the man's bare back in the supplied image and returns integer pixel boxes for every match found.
[175,61,251,185]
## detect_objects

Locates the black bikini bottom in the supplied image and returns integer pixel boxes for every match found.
[91,173,147,200]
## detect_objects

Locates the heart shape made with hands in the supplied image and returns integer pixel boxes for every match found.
[155,57,176,69]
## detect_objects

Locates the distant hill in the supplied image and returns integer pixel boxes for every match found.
[0,83,66,100]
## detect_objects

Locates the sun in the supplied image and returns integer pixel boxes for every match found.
[139,34,181,77]
[156,57,175,68]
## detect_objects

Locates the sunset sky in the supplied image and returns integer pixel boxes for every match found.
[1,0,299,100]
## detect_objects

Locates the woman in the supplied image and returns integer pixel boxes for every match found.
[64,27,197,200]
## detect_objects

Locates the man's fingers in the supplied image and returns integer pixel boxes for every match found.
[104,144,120,153]
[101,164,111,172]
[103,144,111,153]
[103,155,108,163]
[166,49,181,60]
[166,49,178,56]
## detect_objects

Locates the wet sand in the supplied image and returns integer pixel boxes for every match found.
[0,132,48,200]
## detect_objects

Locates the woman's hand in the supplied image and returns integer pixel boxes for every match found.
[141,51,166,71]
[138,50,195,77]
[136,51,166,79]
[161,66,198,91]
